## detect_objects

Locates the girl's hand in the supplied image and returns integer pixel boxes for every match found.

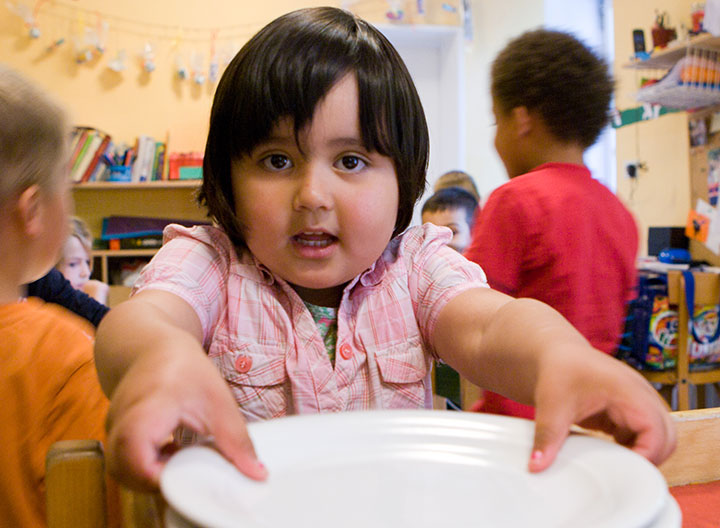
[83,279,109,304]
[103,346,267,491]
[527,349,676,472]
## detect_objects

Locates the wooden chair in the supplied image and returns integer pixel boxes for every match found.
[640,270,720,410]
[659,407,720,486]
[45,439,163,528]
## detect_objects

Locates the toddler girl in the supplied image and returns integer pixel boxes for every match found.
[95,7,675,490]
[56,216,108,304]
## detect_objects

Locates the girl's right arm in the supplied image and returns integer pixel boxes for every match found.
[94,289,267,491]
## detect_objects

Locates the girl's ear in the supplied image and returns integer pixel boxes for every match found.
[16,185,45,237]
[511,106,532,137]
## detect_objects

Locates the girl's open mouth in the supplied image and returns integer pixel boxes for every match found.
[292,232,338,248]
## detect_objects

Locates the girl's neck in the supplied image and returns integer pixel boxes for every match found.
[0,278,24,305]
[291,283,346,308]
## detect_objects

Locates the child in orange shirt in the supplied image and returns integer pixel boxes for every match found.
[0,64,111,527]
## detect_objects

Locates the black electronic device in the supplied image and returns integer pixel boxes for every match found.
[633,29,646,53]
[648,227,688,257]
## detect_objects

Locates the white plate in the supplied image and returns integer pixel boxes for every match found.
[650,496,682,528]
[160,410,673,528]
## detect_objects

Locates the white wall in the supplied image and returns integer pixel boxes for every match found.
[463,1,545,202]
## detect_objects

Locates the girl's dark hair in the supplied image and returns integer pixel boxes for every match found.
[199,7,429,250]
[491,29,614,149]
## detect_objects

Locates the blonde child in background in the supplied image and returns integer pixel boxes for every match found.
[0,64,111,527]
[56,216,109,305]
[94,7,675,492]
[433,169,480,202]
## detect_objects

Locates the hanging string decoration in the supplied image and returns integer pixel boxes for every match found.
[5,0,468,85]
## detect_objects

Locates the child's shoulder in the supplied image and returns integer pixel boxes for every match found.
[16,298,93,339]
[164,223,234,252]
[1,298,93,367]
[162,223,252,268]
[390,224,454,259]
[497,163,592,195]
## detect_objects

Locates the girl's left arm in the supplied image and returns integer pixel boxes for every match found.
[431,287,676,472]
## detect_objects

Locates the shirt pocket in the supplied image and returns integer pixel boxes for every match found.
[211,341,290,421]
[374,341,429,409]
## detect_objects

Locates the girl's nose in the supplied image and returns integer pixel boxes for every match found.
[80,262,91,279]
[292,166,333,212]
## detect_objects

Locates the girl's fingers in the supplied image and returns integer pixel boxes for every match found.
[528,402,573,473]
[211,414,268,481]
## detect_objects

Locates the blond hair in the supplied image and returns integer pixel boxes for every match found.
[0,64,69,205]
[69,216,92,254]
[433,170,480,201]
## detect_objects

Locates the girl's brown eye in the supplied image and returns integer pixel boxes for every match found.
[341,156,359,170]
[269,154,288,169]
[262,154,291,170]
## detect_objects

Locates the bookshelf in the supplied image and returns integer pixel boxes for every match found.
[72,181,207,305]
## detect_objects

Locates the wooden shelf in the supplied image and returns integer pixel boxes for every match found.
[74,180,201,190]
[93,249,158,258]
[92,248,159,304]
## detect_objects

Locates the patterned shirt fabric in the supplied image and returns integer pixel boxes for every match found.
[304,302,338,365]
[133,223,488,421]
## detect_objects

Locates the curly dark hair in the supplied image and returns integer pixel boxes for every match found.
[491,29,614,149]
[198,7,429,251]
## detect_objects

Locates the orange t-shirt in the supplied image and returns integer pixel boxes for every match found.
[0,299,110,527]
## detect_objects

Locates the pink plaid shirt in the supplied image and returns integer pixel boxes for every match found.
[133,223,487,421]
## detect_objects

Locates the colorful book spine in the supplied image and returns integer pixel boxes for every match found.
[80,133,112,182]
[70,130,98,182]
[69,128,91,175]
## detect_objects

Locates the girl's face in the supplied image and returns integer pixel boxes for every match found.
[57,235,91,290]
[232,74,399,307]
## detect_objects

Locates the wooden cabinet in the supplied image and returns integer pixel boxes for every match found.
[72,180,207,305]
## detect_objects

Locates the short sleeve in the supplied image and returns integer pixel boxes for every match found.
[401,224,488,347]
[132,225,232,344]
[464,185,527,296]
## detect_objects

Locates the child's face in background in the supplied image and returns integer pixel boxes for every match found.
[56,235,91,290]
[421,207,472,253]
[231,74,399,307]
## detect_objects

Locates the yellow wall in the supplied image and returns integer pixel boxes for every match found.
[0,0,464,237]
[614,1,694,255]
[0,0,461,150]
[0,0,697,255]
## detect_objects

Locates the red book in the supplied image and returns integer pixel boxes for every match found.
[81,133,112,183]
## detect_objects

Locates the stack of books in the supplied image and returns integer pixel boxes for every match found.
[70,127,172,183]
[69,126,113,183]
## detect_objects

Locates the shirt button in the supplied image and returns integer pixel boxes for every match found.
[234,354,252,373]
[339,343,353,360]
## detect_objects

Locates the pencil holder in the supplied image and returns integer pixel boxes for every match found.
[108,165,132,182]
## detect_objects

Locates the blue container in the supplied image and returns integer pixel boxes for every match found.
[108,165,132,182]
